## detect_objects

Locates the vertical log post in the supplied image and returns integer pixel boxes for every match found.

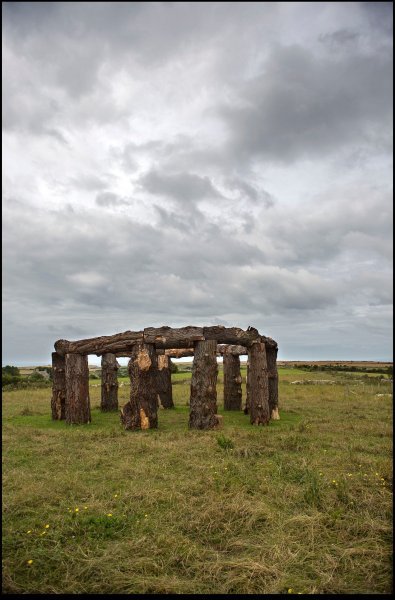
[101,353,119,411]
[189,340,220,429]
[121,343,158,430]
[223,351,242,410]
[244,356,251,415]
[65,354,91,424]
[157,354,174,408]
[248,341,270,425]
[51,352,66,420]
[266,345,279,420]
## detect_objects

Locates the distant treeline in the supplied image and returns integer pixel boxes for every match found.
[2,365,52,388]
[298,364,392,375]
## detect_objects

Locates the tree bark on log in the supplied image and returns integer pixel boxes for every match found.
[55,330,144,356]
[101,353,119,412]
[65,354,91,425]
[51,352,66,420]
[157,354,174,408]
[266,345,280,420]
[189,340,220,429]
[121,343,158,430]
[203,326,260,347]
[223,352,242,410]
[248,342,270,425]
[244,356,251,415]
[217,344,248,356]
[144,326,204,349]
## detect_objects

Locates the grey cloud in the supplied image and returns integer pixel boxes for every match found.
[218,43,392,164]
[139,170,224,204]
[319,29,361,47]
[226,178,275,208]
[95,192,130,207]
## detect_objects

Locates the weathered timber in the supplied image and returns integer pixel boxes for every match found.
[244,356,251,414]
[156,354,174,408]
[144,326,204,349]
[164,348,195,358]
[223,352,242,410]
[262,336,278,349]
[54,330,144,356]
[189,340,220,429]
[266,345,279,420]
[101,353,119,412]
[51,352,66,420]
[163,345,248,358]
[65,354,91,424]
[217,344,247,356]
[203,326,260,347]
[121,343,158,430]
[248,342,270,425]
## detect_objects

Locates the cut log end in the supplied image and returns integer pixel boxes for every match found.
[137,348,152,372]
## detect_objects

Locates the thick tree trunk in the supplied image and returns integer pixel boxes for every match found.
[65,354,91,425]
[157,354,174,408]
[249,342,270,425]
[51,352,66,420]
[189,340,220,429]
[223,352,242,410]
[244,356,251,414]
[101,353,119,411]
[266,345,280,420]
[121,343,158,430]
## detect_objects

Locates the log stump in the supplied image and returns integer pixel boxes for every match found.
[101,353,119,411]
[51,352,66,420]
[223,352,242,410]
[189,340,220,429]
[248,342,270,425]
[65,353,91,425]
[267,345,280,420]
[121,343,158,430]
[156,355,174,408]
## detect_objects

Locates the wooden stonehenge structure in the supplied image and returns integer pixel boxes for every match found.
[51,325,279,430]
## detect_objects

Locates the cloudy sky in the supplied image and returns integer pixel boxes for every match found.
[2,1,393,365]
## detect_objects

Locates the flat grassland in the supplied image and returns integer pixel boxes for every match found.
[2,367,393,594]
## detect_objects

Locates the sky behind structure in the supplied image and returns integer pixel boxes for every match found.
[2,1,393,364]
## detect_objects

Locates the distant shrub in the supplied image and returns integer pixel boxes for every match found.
[2,373,21,387]
[170,362,179,374]
[28,372,45,382]
[2,365,20,376]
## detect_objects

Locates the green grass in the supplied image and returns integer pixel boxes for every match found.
[2,369,393,594]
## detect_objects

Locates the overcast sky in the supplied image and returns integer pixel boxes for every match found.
[2,1,393,365]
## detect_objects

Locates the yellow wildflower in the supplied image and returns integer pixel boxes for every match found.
[107,513,112,517]
[27,530,32,534]
[75,508,79,512]
[288,589,293,594]
[27,560,33,565]
[114,494,118,498]
[45,524,49,529]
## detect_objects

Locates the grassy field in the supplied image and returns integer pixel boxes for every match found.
[2,368,393,594]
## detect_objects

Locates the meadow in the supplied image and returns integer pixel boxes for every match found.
[2,366,393,594]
